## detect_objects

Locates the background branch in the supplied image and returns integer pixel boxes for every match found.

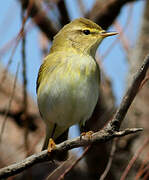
[20,0,58,40]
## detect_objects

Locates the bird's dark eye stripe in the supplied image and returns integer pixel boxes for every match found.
[83,29,91,35]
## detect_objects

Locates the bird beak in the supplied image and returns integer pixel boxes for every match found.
[100,31,118,37]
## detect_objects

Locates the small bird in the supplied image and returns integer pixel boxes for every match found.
[36,18,117,160]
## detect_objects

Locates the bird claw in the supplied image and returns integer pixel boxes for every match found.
[80,131,94,140]
[48,138,56,153]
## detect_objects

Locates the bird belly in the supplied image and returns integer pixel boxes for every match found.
[37,55,100,139]
[38,71,99,128]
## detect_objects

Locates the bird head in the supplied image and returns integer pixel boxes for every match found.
[51,18,118,57]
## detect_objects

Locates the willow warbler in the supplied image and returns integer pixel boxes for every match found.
[37,18,117,160]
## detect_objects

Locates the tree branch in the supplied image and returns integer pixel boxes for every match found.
[19,0,140,40]
[109,54,149,131]
[0,128,142,179]
[57,0,70,26]
[87,0,141,29]
[20,0,58,40]
[0,109,38,131]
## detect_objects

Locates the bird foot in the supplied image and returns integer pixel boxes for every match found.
[48,138,56,153]
[80,131,94,140]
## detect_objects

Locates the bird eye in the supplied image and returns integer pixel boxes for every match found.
[83,29,91,35]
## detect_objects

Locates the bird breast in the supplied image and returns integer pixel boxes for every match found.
[37,52,100,127]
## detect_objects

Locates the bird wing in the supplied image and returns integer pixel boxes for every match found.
[36,53,62,93]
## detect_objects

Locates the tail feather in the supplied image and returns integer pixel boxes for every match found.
[42,125,69,161]
[54,129,69,161]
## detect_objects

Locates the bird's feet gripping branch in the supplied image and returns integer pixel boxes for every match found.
[80,131,94,140]
[47,138,56,153]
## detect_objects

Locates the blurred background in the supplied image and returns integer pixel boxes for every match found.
[0,0,149,179]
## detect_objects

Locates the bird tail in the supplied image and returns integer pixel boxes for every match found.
[42,124,69,161]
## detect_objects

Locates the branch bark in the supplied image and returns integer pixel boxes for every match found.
[20,0,58,40]
[87,0,141,29]
[0,128,142,179]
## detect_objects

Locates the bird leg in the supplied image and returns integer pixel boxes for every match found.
[48,138,56,153]
[47,123,57,153]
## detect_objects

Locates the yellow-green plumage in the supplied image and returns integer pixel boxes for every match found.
[37,52,100,143]
[36,18,117,160]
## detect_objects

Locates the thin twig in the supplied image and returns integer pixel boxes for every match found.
[47,146,90,180]
[99,139,117,180]
[139,76,149,91]
[21,9,28,119]
[20,0,58,40]
[135,151,149,179]
[114,21,130,54]
[113,4,133,55]
[101,4,133,60]
[0,63,20,142]
[0,0,33,84]
[0,83,22,104]
[57,146,90,180]
[0,23,30,59]
[77,0,86,15]
[120,138,149,180]
[143,166,149,180]
[21,5,29,155]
